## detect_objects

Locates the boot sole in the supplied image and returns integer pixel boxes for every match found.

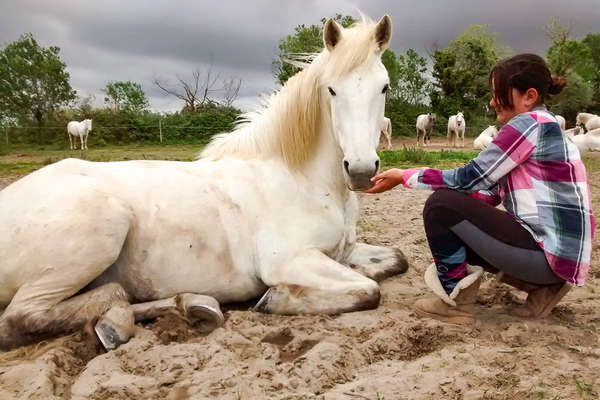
[413,307,474,325]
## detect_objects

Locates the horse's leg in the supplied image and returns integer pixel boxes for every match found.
[385,130,392,150]
[131,293,224,333]
[461,130,465,147]
[0,283,133,351]
[68,134,73,150]
[255,248,380,315]
[80,134,85,150]
[0,203,132,350]
[345,243,409,282]
[417,129,422,146]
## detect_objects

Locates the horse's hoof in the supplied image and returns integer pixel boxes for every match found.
[254,288,275,313]
[179,294,224,333]
[94,304,135,351]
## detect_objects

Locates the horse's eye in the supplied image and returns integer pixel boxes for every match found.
[382,84,389,94]
[328,87,336,96]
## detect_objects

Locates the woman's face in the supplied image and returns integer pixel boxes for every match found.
[490,81,540,125]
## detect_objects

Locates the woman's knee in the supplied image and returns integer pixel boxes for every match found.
[424,189,456,218]
[423,189,472,230]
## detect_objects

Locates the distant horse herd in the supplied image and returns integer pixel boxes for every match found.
[383,110,600,152]
[67,112,599,154]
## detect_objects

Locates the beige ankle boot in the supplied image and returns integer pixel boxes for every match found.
[496,272,571,318]
[413,263,483,325]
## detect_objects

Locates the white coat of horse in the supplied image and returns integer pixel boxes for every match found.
[576,112,600,132]
[564,126,583,138]
[378,117,392,150]
[67,119,92,150]
[472,125,498,150]
[0,16,408,351]
[571,127,600,152]
[416,113,436,146]
[447,112,465,147]
[555,114,566,131]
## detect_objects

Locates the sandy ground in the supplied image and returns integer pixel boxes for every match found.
[1,152,599,400]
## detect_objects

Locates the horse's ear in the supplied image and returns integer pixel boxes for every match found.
[323,18,342,51]
[374,15,392,50]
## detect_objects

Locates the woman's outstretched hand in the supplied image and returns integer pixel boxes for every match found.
[363,168,404,193]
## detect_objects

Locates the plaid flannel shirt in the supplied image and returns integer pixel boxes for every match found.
[402,107,594,285]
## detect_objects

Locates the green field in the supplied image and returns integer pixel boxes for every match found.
[0,144,205,177]
[1,144,599,179]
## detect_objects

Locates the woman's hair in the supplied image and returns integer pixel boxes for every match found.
[489,53,567,109]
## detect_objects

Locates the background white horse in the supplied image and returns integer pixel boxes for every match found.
[67,119,92,150]
[473,125,498,150]
[564,126,583,138]
[555,114,566,130]
[416,113,436,146]
[447,112,465,147]
[572,127,600,152]
[0,16,408,351]
[378,117,392,150]
[576,112,600,132]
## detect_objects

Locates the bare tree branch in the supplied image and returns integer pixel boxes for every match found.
[154,65,240,112]
[222,77,242,107]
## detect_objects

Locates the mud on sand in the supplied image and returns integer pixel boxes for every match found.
[1,163,599,400]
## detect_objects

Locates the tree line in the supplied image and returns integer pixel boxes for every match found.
[1,16,599,146]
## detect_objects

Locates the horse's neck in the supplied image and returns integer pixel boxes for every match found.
[301,114,348,199]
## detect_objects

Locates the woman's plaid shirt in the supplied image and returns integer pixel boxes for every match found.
[402,107,594,285]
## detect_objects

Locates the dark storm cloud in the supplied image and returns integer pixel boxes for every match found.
[1,1,599,111]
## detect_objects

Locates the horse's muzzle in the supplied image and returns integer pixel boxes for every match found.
[343,158,379,191]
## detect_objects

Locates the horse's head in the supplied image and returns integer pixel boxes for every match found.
[322,15,392,191]
[84,119,92,131]
[576,113,585,129]
[456,112,464,127]
[428,113,436,122]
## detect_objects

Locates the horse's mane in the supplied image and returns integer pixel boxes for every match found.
[200,16,381,168]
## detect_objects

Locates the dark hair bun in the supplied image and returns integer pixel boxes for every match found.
[549,76,567,95]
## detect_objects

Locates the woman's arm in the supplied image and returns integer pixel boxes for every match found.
[403,112,539,193]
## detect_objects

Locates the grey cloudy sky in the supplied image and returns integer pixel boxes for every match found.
[1,0,599,112]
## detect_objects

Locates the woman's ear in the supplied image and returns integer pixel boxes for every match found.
[526,88,539,106]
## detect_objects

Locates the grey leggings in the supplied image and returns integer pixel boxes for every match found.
[424,189,564,285]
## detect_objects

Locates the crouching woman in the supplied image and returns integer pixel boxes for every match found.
[365,54,594,324]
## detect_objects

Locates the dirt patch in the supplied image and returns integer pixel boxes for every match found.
[1,158,600,399]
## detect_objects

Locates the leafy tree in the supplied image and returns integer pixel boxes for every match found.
[0,33,76,142]
[272,14,400,88]
[549,71,594,121]
[430,25,508,116]
[544,18,596,120]
[394,49,430,105]
[582,33,600,113]
[273,14,356,85]
[103,81,150,113]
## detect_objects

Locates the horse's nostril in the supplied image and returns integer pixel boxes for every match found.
[343,160,350,174]
[374,160,380,171]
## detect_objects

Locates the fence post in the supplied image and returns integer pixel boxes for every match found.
[159,119,163,143]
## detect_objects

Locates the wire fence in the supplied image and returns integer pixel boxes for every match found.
[1,121,499,147]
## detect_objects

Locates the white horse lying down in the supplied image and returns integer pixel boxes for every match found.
[416,113,436,146]
[378,117,392,150]
[571,128,600,152]
[67,119,92,150]
[0,16,408,351]
[576,112,600,132]
[472,125,498,150]
[555,114,566,131]
[564,126,583,138]
[447,112,465,147]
